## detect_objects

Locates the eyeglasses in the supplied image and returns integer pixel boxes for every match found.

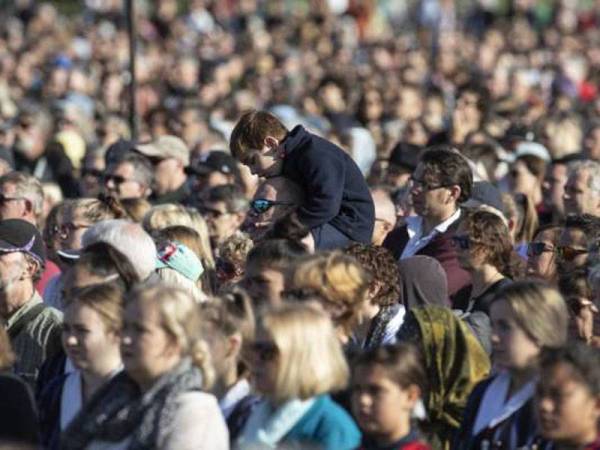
[81,168,103,178]
[527,242,555,258]
[556,246,588,262]
[58,222,91,240]
[409,176,452,192]
[0,193,26,205]
[451,234,471,250]
[251,340,278,362]
[104,174,137,186]
[250,199,295,215]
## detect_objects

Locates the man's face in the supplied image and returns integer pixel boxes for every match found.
[557,227,589,275]
[105,162,148,200]
[153,157,181,196]
[0,182,28,222]
[242,264,285,308]
[0,251,28,318]
[79,155,105,198]
[409,163,454,220]
[563,170,600,217]
[453,91,482,130]
[543,163,568,215]
[201,200,243,246]
[239,140,284,178]
[584,127,600,161]
[191,171,233,194]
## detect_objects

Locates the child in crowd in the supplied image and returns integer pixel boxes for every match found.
[230,110,375,250]
[351,344,431,450]
[535,343,600,450]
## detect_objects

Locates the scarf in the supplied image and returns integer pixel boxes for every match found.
[363,304,402,349]
[61,358,203,450]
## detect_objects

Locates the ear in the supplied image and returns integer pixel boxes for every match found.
[23,256,39,279]
[226,333,242,359]
[23,199,33,216]
[447,185,462,204]
[264,136,280,150]
[405,384,422,408]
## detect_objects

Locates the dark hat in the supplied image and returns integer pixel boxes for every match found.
[186,150,240,177]
[105,139,136,167]
[388,142,422,171]
[0,219,45,264]
[464,181,505,214]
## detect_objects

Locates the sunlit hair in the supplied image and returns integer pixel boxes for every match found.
[502,192,538,244]
[70,195,128,223]
[495,280,568,348]
[260,302,349,402]
[120,198,152,222]
[129,282,214,388]
[68,283,124,334]
[290,252,370,333]
[0,171,44,227]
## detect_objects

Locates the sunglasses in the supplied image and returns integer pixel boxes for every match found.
[251,341,278,362]
[81,168,103,178]
[0,193,26,205]
[104,174,136,185]
[409,176,452,192]
[250,199,295,215]
[556,246,588,262]
[451,235,471,250]
[527,242,555,258]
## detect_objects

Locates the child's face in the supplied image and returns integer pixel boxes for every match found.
[351,364,417,439]
[490,299,540,371]
[240,137,284,178]
[536,362,600,446]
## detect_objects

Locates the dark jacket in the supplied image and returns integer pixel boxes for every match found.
[382,217,471,303]
[0,372,40,445]
[281,125,374,244]
[453,375,538,450]
[37,372,67,450]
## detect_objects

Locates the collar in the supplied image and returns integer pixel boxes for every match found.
[219,378,251,419]
[406,208,461,239]
[5,291,43,329]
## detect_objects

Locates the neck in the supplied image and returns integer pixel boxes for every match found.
[422,207,457,235]
[81,368,116,402]
[373,420,412,447]
[555,431,599,450]
[1,284,35,319]
[471,265,504,297]
[162,172,186,195]
[213,368,239,400]
[509,366,536,395]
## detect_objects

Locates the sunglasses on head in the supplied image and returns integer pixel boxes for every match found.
[527,242,555,258]
[556,246,588,262]
[451,235,471,250]
[250,199,295,215]
[251,340,278,362]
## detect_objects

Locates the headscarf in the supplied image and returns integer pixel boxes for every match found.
[398,256,449,309]
[397,306,490,450]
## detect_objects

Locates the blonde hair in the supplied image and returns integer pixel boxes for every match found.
[261,302,349,402]
[218,231,254,264]
[120,198,152,222]
[156,268,208,303]
[69,283,124,333]
[496,280,568,348]
[291,252,370,333]
[143,204,214,269]
[130,282,214,388]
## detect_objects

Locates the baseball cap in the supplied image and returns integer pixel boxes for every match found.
[186,150,240,177]
[514,141,551,162]
[0,219,45,265]
[136,135,190,167]
[388,142,422,171]
[156,241,204,282]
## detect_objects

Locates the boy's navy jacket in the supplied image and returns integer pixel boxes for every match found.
[281,125,375,244]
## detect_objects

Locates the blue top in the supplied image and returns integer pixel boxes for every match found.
[283,394,361,450]
[281,125,375,244]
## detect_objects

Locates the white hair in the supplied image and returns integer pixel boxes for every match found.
[82,219,157,281]
[569,160,600,195]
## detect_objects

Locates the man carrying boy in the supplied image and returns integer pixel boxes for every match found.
[230,110,374,250]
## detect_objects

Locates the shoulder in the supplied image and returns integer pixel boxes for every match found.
[173,391,223,417]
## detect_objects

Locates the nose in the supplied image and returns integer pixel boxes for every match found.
[65,334,78,347]
[105,177,115,189]
[121,335,132,346]
[490,331,500,345]
[537,395,554,414]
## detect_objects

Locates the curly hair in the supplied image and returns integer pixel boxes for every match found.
[344,243,400,307]
[463,209,525,279]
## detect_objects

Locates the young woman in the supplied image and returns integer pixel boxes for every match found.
[526,224,561,283]
[351,344,431,450]
[61,283,228,450]
[452,210,523,315]
[535,343,600,450]
[38,283,124,450]
[453,280,569,450]
[201,289,257,441]
[236,302,361,450]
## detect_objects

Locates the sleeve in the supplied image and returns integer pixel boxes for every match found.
[294,149,346,229]
[163,392,229,450]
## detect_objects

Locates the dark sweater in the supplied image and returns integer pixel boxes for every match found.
[281,125,375,244]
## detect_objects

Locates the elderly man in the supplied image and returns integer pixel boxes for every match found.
[135,135,191,204]
[563,160,600,218]
[0,219,62,385]
[370,187,397,246]
[242,176,304,241]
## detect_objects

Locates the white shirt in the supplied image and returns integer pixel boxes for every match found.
[219,378,251,419]
[400,209,462,259]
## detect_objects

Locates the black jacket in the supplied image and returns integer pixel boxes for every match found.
[281,125,374,244]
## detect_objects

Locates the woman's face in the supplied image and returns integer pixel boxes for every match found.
[249,328,278,397]
[537,362,600,446]
[62,302,121,375]
[454,223,486,271]
[121,298,181,389]
[526,229,558,281]
[490,299,540,370]
[510,160,539,196]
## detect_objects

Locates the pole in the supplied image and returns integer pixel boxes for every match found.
[126,0,137,140]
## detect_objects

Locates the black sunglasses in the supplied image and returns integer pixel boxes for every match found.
[104,174,132,185]
[81,168,103,178]
[251,341,279,362]
[250,199,295,215]
[527,242,555,258]
[556,246,588,262]
[0,193,26,205]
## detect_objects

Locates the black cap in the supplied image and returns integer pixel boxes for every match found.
[388,142,422,171]
[465,181,505,214]
[186,150,240,177]
[0,219,45,264]
[105,139,136,167]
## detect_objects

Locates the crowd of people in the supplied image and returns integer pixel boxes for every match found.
[1,0,600,449]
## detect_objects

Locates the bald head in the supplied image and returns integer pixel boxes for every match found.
[370,188,397,245]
